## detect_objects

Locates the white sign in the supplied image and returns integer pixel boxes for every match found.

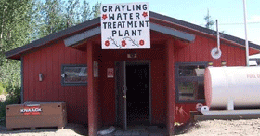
[107,68,114,78]
[101,3,150,49]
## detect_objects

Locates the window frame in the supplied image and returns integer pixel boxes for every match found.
[61,64,87,86]
[175,62,208,103]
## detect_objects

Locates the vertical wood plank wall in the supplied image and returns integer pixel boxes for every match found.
[22,32,249,127]
[23,40,88,124]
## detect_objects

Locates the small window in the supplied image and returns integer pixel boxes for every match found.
[178,65,206,77]
[176,62,207,102]
[61,64,87,86]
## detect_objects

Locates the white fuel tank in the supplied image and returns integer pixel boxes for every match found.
[204,66,260,109]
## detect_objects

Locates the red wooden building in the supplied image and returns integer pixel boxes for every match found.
[6,11,260,135]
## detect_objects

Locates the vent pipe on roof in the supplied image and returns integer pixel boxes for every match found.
[216,20,220,52]
[211,20,222,60]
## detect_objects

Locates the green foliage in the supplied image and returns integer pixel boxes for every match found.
[0,85,20,125]
[82,0,92,21]
[204,9,214,29]
[5,84,21,103]
[33,0,102,39]
[92,2,101,19]
[0,82,5,95]
[0,0,101,90]
[0,1,26,124]
[0,0,32,89]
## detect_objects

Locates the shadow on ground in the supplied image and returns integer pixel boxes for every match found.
[175,121,198,135]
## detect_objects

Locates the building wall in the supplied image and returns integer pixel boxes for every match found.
[94,43,167,126]
[23,40,88,124]
[174,34,246,123]
[22,31,248,126]
[22,39,168,126]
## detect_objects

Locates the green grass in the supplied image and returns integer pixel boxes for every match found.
[0,84,20,128]
[0,82,5,95]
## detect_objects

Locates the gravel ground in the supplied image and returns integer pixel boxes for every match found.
[177,119,260,136]
[0,124,88,136]
[2,119,260,136]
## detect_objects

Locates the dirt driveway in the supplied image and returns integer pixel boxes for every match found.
[177,119,260,136]
[0,124,88,136]
[2,119,260,136]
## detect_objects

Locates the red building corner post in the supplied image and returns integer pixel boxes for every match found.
[166,37,175,135]
[87,41,98,136]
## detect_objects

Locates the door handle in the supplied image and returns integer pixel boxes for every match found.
[122,86,127,99]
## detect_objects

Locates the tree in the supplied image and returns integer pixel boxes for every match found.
[0,0,102,86]
[65,0,81,28]
[0,0,33,87]
[81,0,92,21]
[92,2,101,19]
[34,0,101,38]
[204,9,214,29]
[0,0,101,104]
[34,0,66,37]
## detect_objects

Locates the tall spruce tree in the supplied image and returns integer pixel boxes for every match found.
[0,0,33,88]
[92,2,101,18]
[34,0,101,38]
[204,9,214,29]
[36,0,66,37]
[82,0,92,21]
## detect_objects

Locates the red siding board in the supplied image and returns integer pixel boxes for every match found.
[184,45,190,62]
[23,56,29,102]
[47,48,54,101]
[236,47,242,66]
[196,36,203,62]
[200,36,209,62]
[34,52,41,101]
[189,40,197,62]
[221,44,228,62]
[228,45,236,66]
[58,42,65,101]
[28,54,34,101]
[249,48,260,55]
[101,61,115,126]
[207,38,212,62]
[177,47,185,62]
[241,49,246,66]
[52,43,60,101]
[151,60,166,125]
[69,48,78,120]
[41,49,47,101]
